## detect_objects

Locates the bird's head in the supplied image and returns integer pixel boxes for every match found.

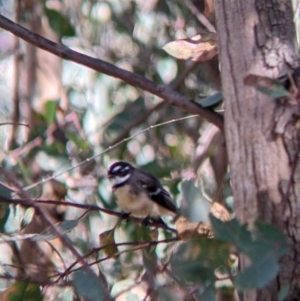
[107,161,134,187]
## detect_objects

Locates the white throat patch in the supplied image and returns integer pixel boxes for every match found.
[109,174,130,187]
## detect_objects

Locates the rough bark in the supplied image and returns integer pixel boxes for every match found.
[214,0,300,300]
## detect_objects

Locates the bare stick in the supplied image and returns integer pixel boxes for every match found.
[0,197,178,233]
[0,15,223,130]
[0,168,112,300]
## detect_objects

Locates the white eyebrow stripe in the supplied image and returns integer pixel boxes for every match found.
[123,166,130,171]
[112,165,122,172]
[149,188,161,196]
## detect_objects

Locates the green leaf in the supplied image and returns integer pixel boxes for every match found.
[44,100,56,125]
[99,229,118,258]
[0,183,13,199]
[141,160,173,179]
[253,222,289,259]
[195,92,223,108]
[105,97,146,135]
[20,208,35,230]
[72,270,106,301]
[171,237,230,283]
[194,283,217,301]
[45,8,75,38]
[1,281,43,301]
[278,285,289,301]
[157,287,183,301]
[32,220,78,241]
[0,183,12,232]
[234,255,278,290]
[111,280,141,301]
[0,205,10,232]
[210,215,244,244]
[244,74,290,98]
[131,223,157,254]
[180,180,212,222]
[210,215,290,291]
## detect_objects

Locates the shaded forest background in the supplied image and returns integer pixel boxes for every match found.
[0,0,299,300]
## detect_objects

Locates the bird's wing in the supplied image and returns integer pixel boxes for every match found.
[136,170,177,214]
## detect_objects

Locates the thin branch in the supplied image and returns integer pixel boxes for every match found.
[108,101,166,145]
[0,122,30,127]
[0,15,223,130]
[0,197,178,233]
[0,168,112,300]
[62,238,179,279]
[183,0,216,33]
[7,0,22,149]
[108,61,198,145]
[23,115,199,191]
[0,272,71,287]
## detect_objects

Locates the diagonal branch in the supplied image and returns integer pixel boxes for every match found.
[0,15,223,130]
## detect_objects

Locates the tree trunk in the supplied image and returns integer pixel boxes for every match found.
[214,0,300,300]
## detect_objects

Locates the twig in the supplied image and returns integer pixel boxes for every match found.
[107,101,166,145]
[63,238,179,278]
[0,197,178,233]
[0,168,112,300]
[108,61,198,145]
[0,122,29,127]
[22,115,199,191]
[45,240,68,272]
[56,237,179,281]
[7,0,22,149]
[183,0,216,33]
[0,272,71,287]
[9,136,43,160]
[0,15,223,130]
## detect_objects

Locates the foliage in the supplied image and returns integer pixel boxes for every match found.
[211,216,289,291]
[0,0,294,300]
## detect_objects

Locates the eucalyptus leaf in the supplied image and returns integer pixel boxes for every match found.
[195,92,223,108]
[278,285,289,301]
[111,280,141,301]
[210,215,289,291]
[44,100,57,125]
[45,8,75,38]
[194,283,217,301]
[20,207,35,230]
[72,270,106,301]
[99,228,118,258]
[180,180,212,222]
[32,219,78,241]
[244,74,290,99]
[0,184,12,233]
[234,256,278,290]
[0,281,43,301]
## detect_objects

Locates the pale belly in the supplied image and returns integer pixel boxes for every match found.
[114,185,153,217]
[114,185,169,218]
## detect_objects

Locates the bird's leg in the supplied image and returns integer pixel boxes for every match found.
[142,216,167,227]
[121,212,131,222]
[142,216,151,227]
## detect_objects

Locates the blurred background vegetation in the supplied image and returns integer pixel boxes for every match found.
[1,0,285,300]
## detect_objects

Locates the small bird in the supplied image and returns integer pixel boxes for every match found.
[107,161,177,225]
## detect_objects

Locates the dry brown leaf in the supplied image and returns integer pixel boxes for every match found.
[163,33,218,62]
[175,202,231,240]
[99,229,119,259]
